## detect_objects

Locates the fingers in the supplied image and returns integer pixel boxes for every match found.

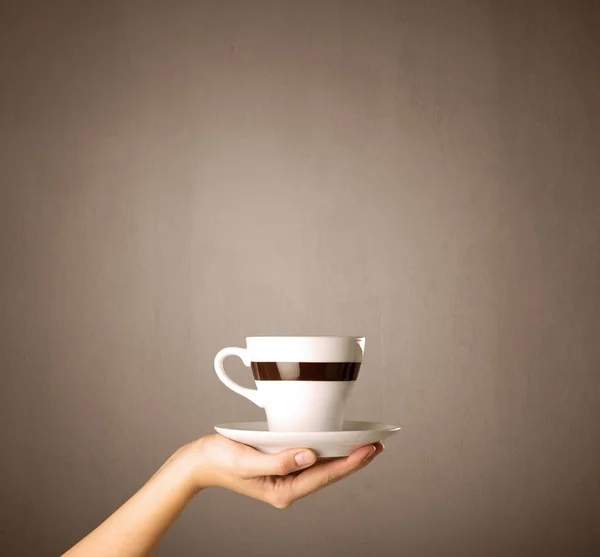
[373,441,385,456]
[240,447,318,478]
[288,443,382,501]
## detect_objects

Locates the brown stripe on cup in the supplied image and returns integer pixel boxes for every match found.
[251,362,361,381]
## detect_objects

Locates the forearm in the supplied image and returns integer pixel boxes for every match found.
[62,435,381,556]
[63,448,199,557]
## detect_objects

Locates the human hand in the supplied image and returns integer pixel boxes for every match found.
[178,434,384,509]
[63,436,384,556]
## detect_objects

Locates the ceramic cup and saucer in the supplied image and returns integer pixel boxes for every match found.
[213,336,400,457]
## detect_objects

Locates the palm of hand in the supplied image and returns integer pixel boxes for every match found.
[191,434,383,509]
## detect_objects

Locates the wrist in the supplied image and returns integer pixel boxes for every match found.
[172,439,219,492]
[167,444,207,496]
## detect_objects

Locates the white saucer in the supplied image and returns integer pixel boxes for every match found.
[214,420,401,457]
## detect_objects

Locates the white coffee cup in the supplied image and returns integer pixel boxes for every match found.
[213,336,365,432]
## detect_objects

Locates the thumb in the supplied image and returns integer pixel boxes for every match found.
[245,448,317,477]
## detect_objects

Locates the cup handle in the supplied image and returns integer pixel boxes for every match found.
[213,347,263,407]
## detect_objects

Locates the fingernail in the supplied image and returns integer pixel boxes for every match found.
[295,451,315,467]
[363,445,377,462]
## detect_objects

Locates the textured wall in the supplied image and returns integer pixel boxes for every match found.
[1,1,599,556]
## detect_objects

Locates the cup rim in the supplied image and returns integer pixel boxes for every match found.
[245,335,365,341]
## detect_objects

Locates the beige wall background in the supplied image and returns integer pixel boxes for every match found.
[1,1,599,556]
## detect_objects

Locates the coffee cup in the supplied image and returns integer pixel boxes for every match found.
[213,336,365,432]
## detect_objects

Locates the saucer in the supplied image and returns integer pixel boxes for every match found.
[214,420,401,457]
